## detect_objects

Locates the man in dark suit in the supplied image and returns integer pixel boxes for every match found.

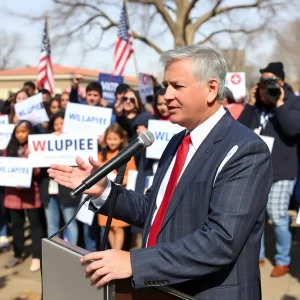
[48,45,272,299]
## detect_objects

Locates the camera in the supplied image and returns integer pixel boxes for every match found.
[259,77,282,101]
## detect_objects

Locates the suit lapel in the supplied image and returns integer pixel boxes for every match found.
[158,112,234,236]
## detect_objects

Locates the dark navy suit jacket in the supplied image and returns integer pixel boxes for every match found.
[94,112,272,300]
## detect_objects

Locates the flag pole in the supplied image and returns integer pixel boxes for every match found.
[45,12,49,52]
[124,0,139,79]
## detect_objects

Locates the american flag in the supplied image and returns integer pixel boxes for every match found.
[113,3,134,75]
[37,17,55,94]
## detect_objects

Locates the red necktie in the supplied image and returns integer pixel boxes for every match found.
[147,133,191,247]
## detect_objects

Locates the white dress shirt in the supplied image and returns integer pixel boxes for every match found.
[92,106,227,214]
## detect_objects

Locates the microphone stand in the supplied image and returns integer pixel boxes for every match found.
[100,163,127,251]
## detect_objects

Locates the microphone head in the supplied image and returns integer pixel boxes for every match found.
[139,130,155,147]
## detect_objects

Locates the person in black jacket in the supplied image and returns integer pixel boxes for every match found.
[238,62,300,277]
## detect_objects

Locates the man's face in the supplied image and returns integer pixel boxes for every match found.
[86,90,101,106]
[163,58,218,130]
[259,72,284,105]
[24,85,35,96]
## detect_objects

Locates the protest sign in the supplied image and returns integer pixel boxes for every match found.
[99,73,124,105]
[225,72,246,100]
[0,115,9,124]
[146,120,183,159]
[63,102,112,136]
[14,93,49,125]
[0,157,33,188]
[0,124,14,150]
[28,134,98,167]
[138,73,154,104]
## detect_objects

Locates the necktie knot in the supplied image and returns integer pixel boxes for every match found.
[182,133,191,145]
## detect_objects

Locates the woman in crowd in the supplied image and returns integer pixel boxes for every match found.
[48,98,61,116]
[60,92,70,110]
[97,124,136,250]
[219,87,244,120]
[152,88,169,120]
[9,90,30,124]
[3,120,43,272]
[114,88,144,143]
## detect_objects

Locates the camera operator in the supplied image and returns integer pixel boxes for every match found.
[238,62,300,277]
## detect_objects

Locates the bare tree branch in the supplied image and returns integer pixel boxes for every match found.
[196,27,265,45]
[190,0,264,33]
[132,31,163,54]
[0,31,22,70]
[128,0,176,35]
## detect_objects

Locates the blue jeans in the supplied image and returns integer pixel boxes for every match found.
[260,179,295,265]
[44,196,78,245]
[295,165,300,205]
[83,215,107,252]
[0,211,7,237]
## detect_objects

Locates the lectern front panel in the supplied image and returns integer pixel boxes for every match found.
[42,238,111,300]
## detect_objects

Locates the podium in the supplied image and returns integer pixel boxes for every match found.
[42,238,196,300]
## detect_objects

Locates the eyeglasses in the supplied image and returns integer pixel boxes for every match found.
[122,96,136,103]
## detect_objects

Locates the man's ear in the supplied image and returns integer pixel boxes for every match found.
[207,79,219,104]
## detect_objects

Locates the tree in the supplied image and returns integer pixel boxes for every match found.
[42,0,285,55]
[271,18,300,90]
[0,31,22,70]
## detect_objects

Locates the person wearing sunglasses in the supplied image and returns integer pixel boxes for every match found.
[238,62,300,277]
[114,88,146,144]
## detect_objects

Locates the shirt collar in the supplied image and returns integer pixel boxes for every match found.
[187,106,226,150]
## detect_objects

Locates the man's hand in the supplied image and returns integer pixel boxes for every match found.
[100,98,109,107]
[73,74,83,88]
[47,156,107,198]
[275,86,285,108]
[81,250,132,287]
[249,85,258,106]
[114,98,124,116]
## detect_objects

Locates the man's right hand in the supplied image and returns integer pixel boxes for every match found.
[73,74,83,88]
[47,156,107,198]
[249,85,258,106]
[114,98,124,116]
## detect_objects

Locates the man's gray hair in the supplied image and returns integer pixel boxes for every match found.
[160,45,227,100]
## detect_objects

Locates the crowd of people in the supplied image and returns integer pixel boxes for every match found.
[0,60,299,279]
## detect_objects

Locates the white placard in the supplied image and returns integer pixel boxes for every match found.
[259,135,275,153]
[0,115,9,124]
[126,170,138,190]
[76,195,95,226]
[138,73,154,104]
[14,93,49,125]
[225,72,246,101]
[146,120,184,159]
[28,134,98,167]
[63,102,112,135]
[0,124,14,150]
[0,157,33,188]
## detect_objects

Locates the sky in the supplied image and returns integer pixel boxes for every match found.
[0,0,299,78]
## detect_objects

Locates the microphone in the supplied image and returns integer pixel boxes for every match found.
[70,130,155,198]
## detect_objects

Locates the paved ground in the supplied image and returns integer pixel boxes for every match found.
[0,223,299,300]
